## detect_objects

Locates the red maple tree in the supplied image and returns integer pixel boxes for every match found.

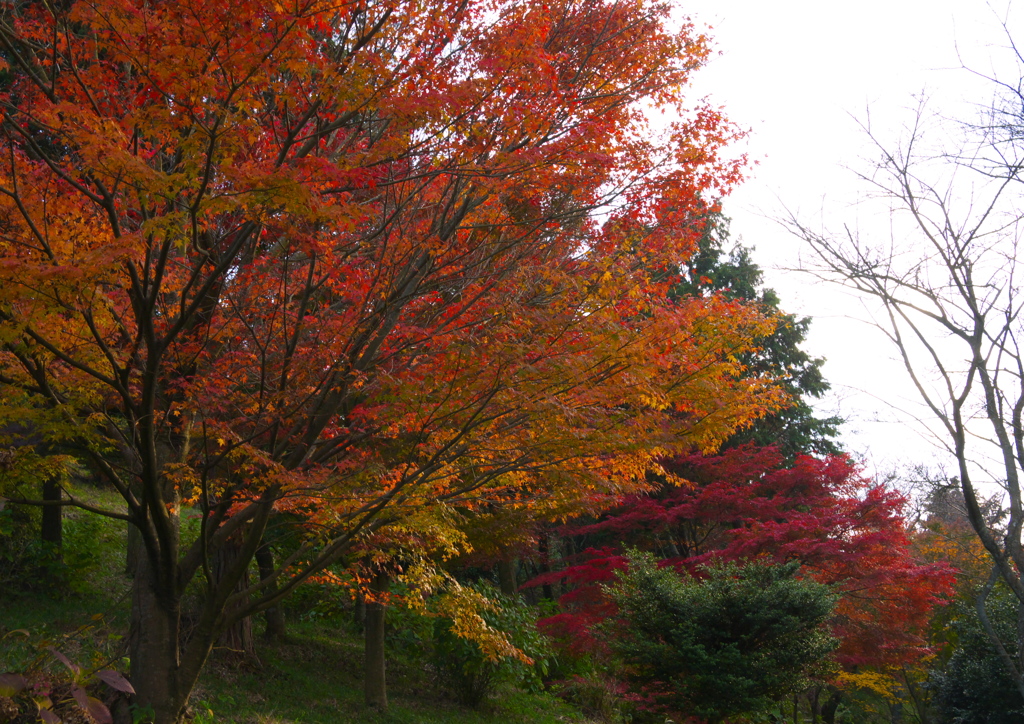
[535,445,955,671]
[0,1,779,720]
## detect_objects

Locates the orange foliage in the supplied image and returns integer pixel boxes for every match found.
[0,1,779,717]
[0,0,778,542]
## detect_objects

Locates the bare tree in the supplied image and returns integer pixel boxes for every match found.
[787,89,1024,695]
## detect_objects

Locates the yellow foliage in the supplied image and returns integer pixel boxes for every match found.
[837,669,901,703]
[432,584,531,665]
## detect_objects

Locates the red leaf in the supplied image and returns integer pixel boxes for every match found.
[96,669,135,694]
[85,696,113,724]
[0,673,27,696]
[71,686,88,710]
[48,647,80,676]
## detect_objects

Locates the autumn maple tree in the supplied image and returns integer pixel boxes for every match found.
[663,448,954,670]
[0,1,779,721]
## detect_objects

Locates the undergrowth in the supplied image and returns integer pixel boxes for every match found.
[1,483,593,723]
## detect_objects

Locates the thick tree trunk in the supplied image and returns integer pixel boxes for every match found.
[821,688,842,724]
[126,522,141,577]
[40,475,62,553]
[126,536,242,724]
[129,555,187,724]
[364,570,390,711]
[255,543,287,641]
[353,590,366,629]
[496,558,517,597]
[213,539,255,659]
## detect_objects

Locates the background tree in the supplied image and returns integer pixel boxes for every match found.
[907,495,1020,723]
[789,79,1024,696]
[510,206,844,638]
[933,582,1024,724]
[517,217,903,720]
[670,211,842,459]
[537,445,954,681]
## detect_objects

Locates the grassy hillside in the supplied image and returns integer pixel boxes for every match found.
[0,486,596,723]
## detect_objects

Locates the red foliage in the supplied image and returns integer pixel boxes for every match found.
[537,445,955,671]
[0,1,784,718]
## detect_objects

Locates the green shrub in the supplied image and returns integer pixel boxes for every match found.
[0,505,65,594]
[933,583,1024,723]
[432,584,552,707]
[607,552,838,723]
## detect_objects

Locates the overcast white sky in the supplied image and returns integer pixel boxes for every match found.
[678,1,1022,475]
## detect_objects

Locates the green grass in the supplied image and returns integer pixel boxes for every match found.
[194,617,590,723]
[0,483,596,723]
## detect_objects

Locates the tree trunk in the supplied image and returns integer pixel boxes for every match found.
[353,590,366,629]
[900,666,931,724]
[40,474,62,553]
[254,543,287,641]
[520,559,539,605]
[537,537,553,601]
[821,688,842,724]
[890,701,903,723]
[547,532,562,599]
[126,522,141,577]
[976,567,1024,700]
[213,538,255,660]
[496,558,517,597]
[364,570,390,711]
[129,554,187,724]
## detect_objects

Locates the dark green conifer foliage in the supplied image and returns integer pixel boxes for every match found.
[607,552,838,723]
[934,583,1024,724]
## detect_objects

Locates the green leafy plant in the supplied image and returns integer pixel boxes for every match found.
[0,626,134,724]
[552,674,630,724]
[432,584,553,707]
[129,703,156,724]
[186,700,215,724]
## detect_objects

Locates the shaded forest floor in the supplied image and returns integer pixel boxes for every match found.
[0,487,594,723]
[189,625,588,723]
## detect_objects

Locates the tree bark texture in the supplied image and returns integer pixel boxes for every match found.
[364,570,390,711]
[40,474,62,552]
[213,537,255,659]
[129,553,186,724]
[821,687,842,724]
[496,558,517,597]
[126,521,141,578]
[255,543,287,641]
